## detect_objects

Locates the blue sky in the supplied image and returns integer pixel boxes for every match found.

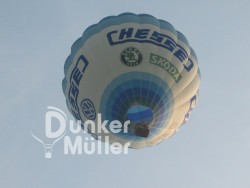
[1,0,250,187]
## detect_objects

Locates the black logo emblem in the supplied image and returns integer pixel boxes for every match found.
[80,99,96,120]
[121,47,142,66]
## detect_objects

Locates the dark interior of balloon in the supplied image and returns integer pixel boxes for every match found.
[126,105,153,138]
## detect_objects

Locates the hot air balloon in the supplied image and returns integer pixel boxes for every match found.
[62,13,201,148]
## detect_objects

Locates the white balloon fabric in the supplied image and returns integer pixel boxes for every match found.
[62,13,201,148]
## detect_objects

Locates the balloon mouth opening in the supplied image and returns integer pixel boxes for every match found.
[126,105,154,138]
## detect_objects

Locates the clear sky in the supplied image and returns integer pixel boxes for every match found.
[1,0,250,187]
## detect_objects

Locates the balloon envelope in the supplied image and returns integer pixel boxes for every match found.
[62,13,201,148]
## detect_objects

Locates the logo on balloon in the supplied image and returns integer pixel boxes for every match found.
[80,99,96,120]
[120,47,142,67]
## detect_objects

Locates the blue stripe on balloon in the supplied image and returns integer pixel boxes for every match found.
[100,72,173,141]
